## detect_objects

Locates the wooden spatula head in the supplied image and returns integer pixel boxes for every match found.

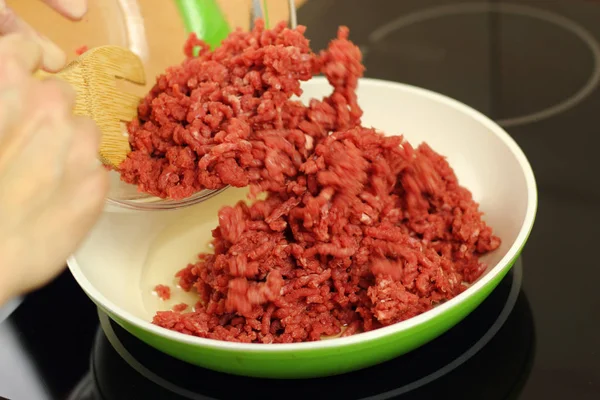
[35,46,147,168]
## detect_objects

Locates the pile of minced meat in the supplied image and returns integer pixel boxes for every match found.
[122,21,501,343]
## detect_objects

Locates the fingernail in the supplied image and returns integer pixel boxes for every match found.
[57,0,88,19]
[39,36,67,72]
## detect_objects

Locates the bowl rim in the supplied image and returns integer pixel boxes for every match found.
[67,76,538,353]
[105,186,229,211]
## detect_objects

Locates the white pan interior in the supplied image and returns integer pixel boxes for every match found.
[71,78,533,338]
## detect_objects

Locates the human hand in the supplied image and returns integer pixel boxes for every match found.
[0,34,108,305]
[0,0,88,71]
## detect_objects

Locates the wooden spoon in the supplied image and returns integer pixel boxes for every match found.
[33,46,146,168]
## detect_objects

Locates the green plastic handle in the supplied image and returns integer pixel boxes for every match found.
[262,0,270,29]
[174,0,231,49]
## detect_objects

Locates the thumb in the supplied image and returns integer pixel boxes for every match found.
[0,4,66,71]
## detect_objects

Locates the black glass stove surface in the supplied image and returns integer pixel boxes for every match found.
[2,0,600,399]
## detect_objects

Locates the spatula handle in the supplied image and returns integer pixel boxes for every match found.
[33,70,53,80]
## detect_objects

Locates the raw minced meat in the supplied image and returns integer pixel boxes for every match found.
[154,284,170,301]
[75,45,88,55]
[147,22,500,343]
[172,303,189,312]
[119,20,362,200]
[153,127,500,343]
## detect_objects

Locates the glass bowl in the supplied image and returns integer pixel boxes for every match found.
[9,0,231,211]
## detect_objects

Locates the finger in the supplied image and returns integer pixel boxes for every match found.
[4,162,105,294]
[68,162,108,216]
[61,116,108,217]
[40,0,88,20]
[0,115,66,227]
[63,116,102,183]
[0,34,43,75]
[36,78,77,120]
[0,57,27,143]
[0,78,76,175]
[24,79,77,171]
[0,36,39,136]
[10,83,91,210]
[0,4,66,71]
[30,165,107,284]
[0,59,28,163]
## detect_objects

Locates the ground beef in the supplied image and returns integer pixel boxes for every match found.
[119,20,363,199]
[150,23,500,343]
[172,303,189,312]
[154,284,171,301]
[153,126,500,343]
[75,45,88,56]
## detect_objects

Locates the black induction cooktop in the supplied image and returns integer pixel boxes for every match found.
[2,0,600,399]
